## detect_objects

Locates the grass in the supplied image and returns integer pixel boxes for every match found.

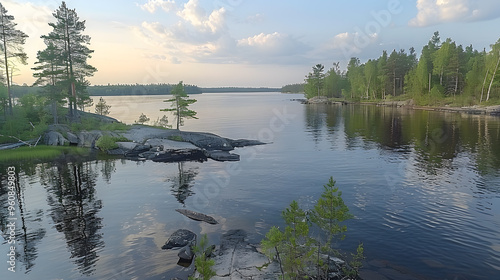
[168,135,184,142]
[0,145,90,162]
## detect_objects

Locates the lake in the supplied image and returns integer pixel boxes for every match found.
[1,92,500,279]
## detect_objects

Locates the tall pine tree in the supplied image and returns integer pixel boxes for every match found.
[41,1,96,119]
[0,3,28,115]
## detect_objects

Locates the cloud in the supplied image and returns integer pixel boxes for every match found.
[237,32,311,63]
[328,32,378,56]
[245,13,265,24]
[136,0,309,65]
[176,0,226,34]
[409,0,500,27]
[140,0,176,13]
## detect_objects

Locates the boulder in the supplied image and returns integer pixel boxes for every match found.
[116,141,138,150]
[175,209,218,225]
[162,229,196,250]
[66,132,79,145]
[178,245,194,260]
[44,131,68,146]
[78,131,103,148]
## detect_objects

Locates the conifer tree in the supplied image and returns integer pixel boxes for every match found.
[95,97,111,116]
[41,1,96,119]
[161,81,197,130]
[0,3,28,115]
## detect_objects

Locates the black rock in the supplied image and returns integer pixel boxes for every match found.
[152,149,208,163]
[162,229,196,250]
[203,150,240,161]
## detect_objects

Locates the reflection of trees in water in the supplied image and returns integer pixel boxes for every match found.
[305,104,500,177]
[305,104,328,143]
[167,162,198,205]
[0,166,46,273]
[40,161,104,275]
[100,159,117,183]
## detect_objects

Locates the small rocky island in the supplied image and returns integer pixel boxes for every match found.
[43,123,266,162]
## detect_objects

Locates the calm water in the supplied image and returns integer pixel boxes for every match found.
[1,92,500,280]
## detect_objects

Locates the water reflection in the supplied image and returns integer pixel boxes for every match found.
[306,104,500,180]
[167,162,198,205]
[0,168,46,273]
[39,162,104,275]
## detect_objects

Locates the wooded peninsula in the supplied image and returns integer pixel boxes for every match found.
[284,31,500,107]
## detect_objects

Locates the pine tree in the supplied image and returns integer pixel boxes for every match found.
[41,1,97,119]
[136,113,150,124]
[32,42,66,124]
[0,3,28,115]
[310,177,353,276]
[95,97,111,116]
[161,81,197,130]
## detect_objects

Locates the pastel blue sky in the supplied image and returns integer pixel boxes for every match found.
[4,0,500,87]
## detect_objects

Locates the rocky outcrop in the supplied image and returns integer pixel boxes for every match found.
[211,230,282,280]
[42,124,266,162]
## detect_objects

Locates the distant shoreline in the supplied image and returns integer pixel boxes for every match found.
[10,84,282,98]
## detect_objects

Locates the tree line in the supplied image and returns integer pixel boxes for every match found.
[87,83,202,96]
[302,31,500,106]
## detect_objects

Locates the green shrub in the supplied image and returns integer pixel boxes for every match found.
[189,234,216,280]
[261,177,363,279]
[96,135,118,151]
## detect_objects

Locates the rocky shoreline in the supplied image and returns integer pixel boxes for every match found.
[43,124,266,162]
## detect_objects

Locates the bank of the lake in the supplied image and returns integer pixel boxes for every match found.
[305,96,500,116]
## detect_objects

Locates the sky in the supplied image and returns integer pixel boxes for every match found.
[3,0,500,87]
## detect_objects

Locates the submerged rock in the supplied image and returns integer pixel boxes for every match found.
[175,209,218,224]
[162,229,196,250]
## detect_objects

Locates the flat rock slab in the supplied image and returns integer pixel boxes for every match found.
[212,230,281,280]
[162,229,196,250]
[179,131,234,151]
[145,138,200,150]
[122,125,176,143]
[175,209,218,224]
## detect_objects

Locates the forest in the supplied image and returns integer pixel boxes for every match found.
[288,32,500,106]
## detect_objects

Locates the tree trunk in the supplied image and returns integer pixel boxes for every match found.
[393,70,396,96]
[1,14,12,115]
[480,69,489,103]
[486,53,500,102]
[428,72,431,93]
[454,67,459,97]
[52,101,58,124]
